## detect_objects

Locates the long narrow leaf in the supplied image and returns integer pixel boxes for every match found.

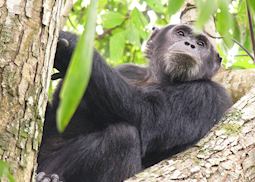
[57,1,97,132]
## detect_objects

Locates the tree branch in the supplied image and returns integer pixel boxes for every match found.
[127,86,255,181]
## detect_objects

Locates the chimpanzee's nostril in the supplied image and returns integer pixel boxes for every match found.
[184,42,190,46]
[191,44,195,49]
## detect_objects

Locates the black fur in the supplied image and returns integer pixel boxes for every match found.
[37,25,232,182]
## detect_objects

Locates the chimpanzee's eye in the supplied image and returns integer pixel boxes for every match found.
[197,40,205,47]
[177,30,185,36]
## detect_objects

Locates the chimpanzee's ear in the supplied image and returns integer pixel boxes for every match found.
[152,26,159,31]
[217,54,222,63]
[58,38,69,48]
[149,26,160,40]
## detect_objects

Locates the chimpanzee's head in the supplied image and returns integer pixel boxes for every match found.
[145,24,222,82]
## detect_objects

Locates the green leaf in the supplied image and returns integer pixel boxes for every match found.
[7,174,15,182]
[168,0,185,17]
[47,79,54,102]
[110,31,126,61]
[130,8,149,39]
[57,1,97,132]
[244,28,252,52]
[126,23,141,47]
[235,0,248,45]
[215,0,234,47]
[0,160,15,182]
[0,161,9,178]
[248,0,255,12]
[102,11,126,29]
[195,0,217,29]
[233,17,241,43]
[98,0,107,10]
[145,0,165,13]
[232,57,255,69]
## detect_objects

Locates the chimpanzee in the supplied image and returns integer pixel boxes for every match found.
[36,24,232,182]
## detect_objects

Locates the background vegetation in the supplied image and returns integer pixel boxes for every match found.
[66,0,255,69]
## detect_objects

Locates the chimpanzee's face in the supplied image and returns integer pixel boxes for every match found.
[145,24,222,82]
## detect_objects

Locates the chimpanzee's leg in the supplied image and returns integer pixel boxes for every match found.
[37,123,142,182]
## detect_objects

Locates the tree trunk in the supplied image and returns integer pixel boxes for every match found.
[213,69,255,103]
[126,86,255,182]
[0,0,63,181]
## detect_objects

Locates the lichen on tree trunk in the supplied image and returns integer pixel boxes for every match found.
[0,0,63,181]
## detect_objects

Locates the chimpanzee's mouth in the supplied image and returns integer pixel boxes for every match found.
[167,51,197,65]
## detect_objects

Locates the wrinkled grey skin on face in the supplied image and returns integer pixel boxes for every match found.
[145,24,221,83]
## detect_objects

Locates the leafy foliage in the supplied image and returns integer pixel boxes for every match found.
[65,0,255,69]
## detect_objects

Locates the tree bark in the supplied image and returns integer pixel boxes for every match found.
[213,69,255,103]
[126,86,255,182]
[0,0,63,181]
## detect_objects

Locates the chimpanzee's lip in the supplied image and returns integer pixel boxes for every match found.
[169,51,194,57]
[168,51,198,64]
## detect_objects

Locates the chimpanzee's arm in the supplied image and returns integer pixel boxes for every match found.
[83,51,144,125]
[54,31,145,125]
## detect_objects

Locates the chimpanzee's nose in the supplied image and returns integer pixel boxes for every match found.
[184,41,196,49]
